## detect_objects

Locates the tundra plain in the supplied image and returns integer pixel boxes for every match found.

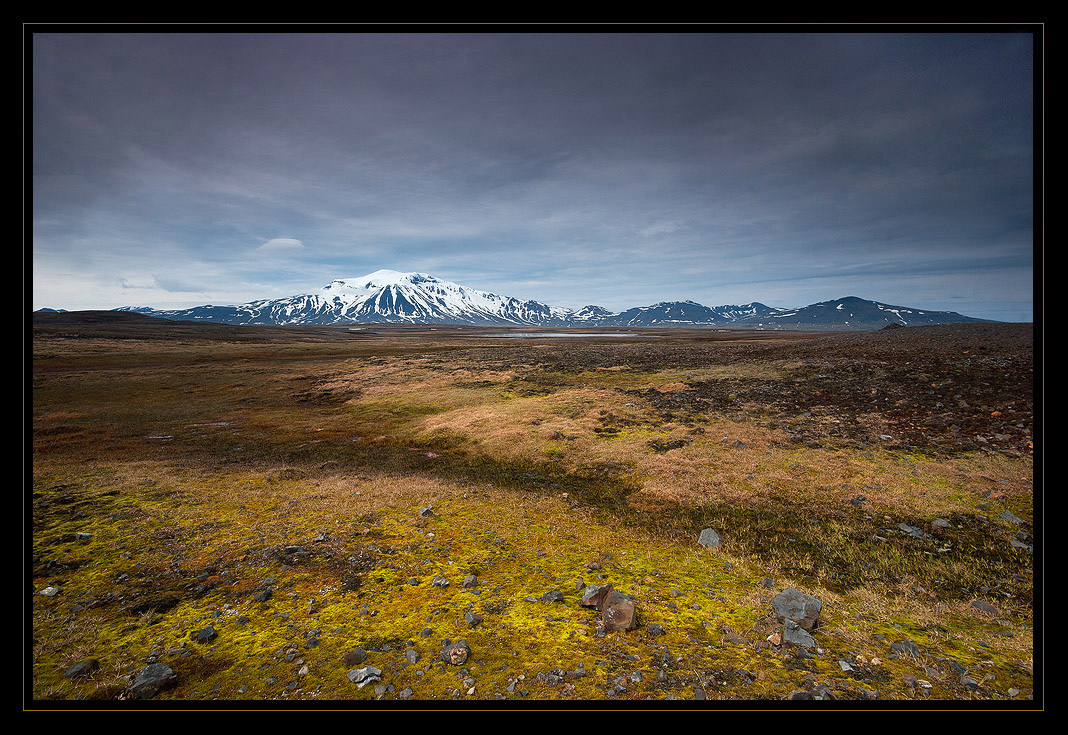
[29,314,1038,705]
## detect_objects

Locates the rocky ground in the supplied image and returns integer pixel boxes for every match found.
[30,318,1037,708]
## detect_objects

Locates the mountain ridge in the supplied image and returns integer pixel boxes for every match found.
[97,270,991,331]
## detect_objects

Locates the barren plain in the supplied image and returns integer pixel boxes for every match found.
[29,313,1038,705]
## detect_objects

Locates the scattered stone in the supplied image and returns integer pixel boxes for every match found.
[970,599,998,615]
[405,649,420,664]
[252,589,272,603]
[890,639,923,657]
[541,590,564,603]
[462,574,478,589]
[193,625,217,644]
[771,588,822,631]
[431,575,449,587]
[601,589,637,632]
[465,611,484,627]
[931,518,952,530]
[782,620,816,649]
[418,505,434,517]
[811,683,839,700]
[998,510,1024,525]
[343,647,368,666]
[1010,538,1033,552]
[441,640,471,666]
[581,583,613,609]
[127,664,178,699]
[74,532,92,542]
[347,666,383,688]
[897,523,924,538]
[399,686,414,699]
[646,623,666,636]
[64,659,100,679]
[39,586,61,597]
[759,577,775,588]
[697,528,722,549]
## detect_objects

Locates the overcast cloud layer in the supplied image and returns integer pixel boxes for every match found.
[31,32,1036,321]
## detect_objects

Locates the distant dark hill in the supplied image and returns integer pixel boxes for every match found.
[33,309,165,327]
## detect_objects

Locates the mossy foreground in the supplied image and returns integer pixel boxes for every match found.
[30,317,1038,706]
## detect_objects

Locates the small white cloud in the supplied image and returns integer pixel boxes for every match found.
[639,221,684,237]
[257,238,305,252]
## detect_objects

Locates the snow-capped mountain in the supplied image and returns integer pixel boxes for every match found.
[117,270,575,326]
[730,296,989,330]
[111,271,992,330]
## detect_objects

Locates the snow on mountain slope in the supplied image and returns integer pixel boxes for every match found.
[112,272,992,330]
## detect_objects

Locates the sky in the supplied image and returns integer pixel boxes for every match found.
[31,31,1037,321]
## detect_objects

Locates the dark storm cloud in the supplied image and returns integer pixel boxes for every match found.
[32,31,1034,320]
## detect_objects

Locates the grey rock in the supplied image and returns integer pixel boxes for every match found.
[998,510,1024,525]
[782,620,816,649]
[771,588,822,631]
[399,686,414,699]
[697,528,722,549]
[1010,538,1033,552]
[970,599,998,615]
[193,625,217,644]
[441,640,471,666]
[897,523,923,538]
[464,611,483,627]
[252,589,272,602]
[127,664,178,699]
[405,649,420,664]
[541,590,564,603]
[432,574,449,587]
[64,659,100,679]
[931,518,952,530]
[890,639,923,657]
[462,574,477,589]
[347,666,383,688]
[580,583,613,609]
[811,683,838,700]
